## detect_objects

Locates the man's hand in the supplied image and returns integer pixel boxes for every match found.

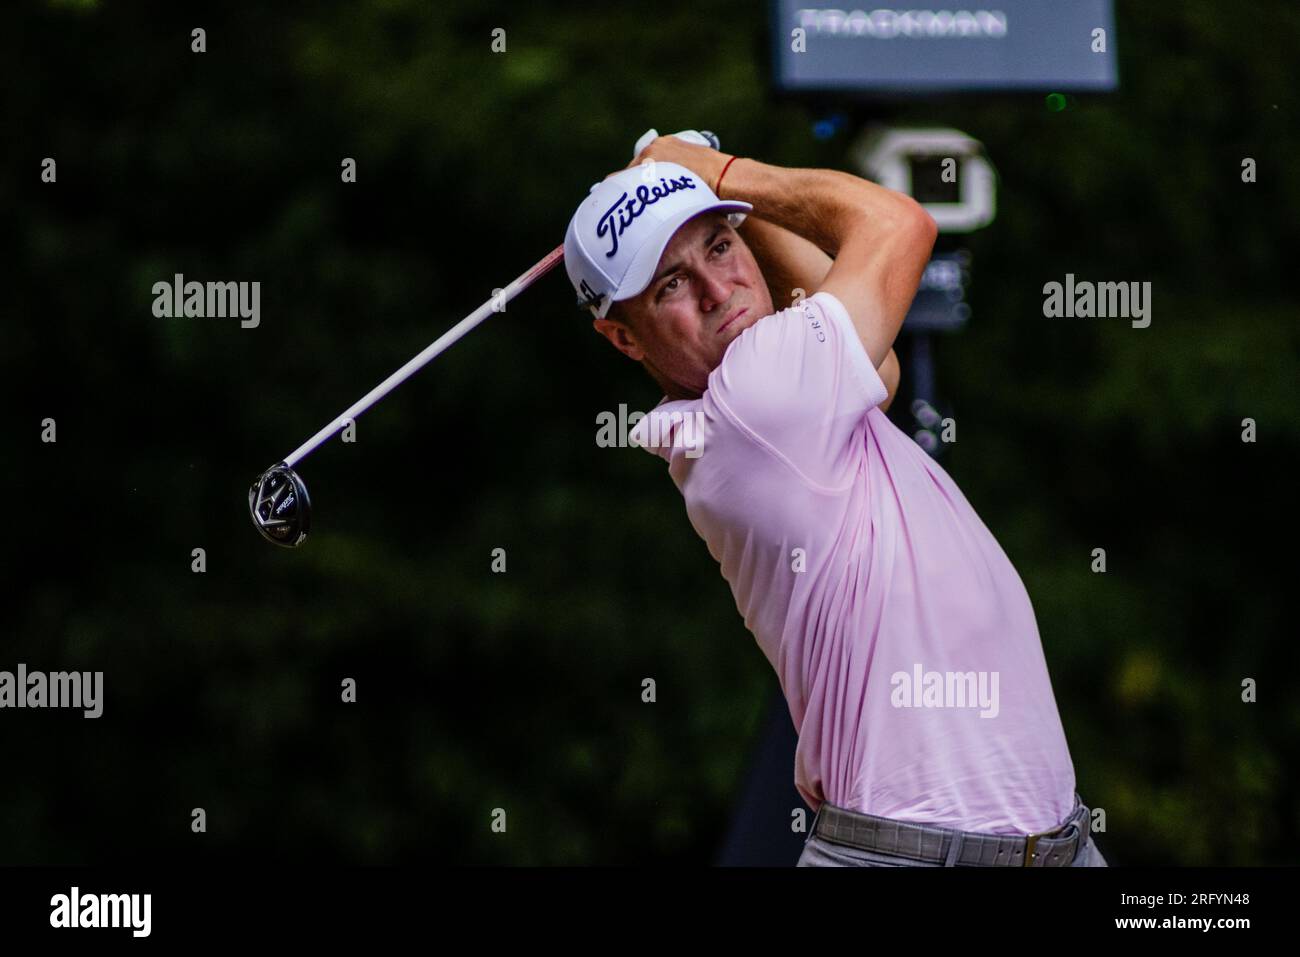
[605,135,730,189]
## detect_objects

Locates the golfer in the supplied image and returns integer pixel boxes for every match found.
[563,134,1107,867]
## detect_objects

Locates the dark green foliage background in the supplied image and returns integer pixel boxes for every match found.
[1,1,1294,864]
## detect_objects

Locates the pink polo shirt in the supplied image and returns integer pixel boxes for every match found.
[628,290,1077,834]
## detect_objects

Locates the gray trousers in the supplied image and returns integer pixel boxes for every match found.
[797,803,1109,867]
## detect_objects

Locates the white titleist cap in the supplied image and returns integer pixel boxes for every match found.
[564,161,752,319]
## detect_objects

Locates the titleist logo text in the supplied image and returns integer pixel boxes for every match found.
[596,176,698,258]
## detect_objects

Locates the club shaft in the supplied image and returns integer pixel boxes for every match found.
[283,244,566,468]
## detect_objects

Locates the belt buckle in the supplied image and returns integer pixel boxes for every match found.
[1023,823,1065,867]
[1023,803,1084,867]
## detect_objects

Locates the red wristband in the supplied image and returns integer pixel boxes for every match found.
[714,155,739,197]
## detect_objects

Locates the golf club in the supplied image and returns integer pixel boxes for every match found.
[249,128,721,547]
[249,243,565,547]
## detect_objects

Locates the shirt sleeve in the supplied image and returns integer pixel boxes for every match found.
[704,290,889,490]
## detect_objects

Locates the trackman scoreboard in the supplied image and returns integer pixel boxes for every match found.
[772,2,1117,93]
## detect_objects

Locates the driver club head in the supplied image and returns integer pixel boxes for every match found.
[249,463,312,547]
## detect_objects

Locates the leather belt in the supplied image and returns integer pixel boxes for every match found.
[810,794,1091,867]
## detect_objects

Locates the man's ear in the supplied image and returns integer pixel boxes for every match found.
[592,315,646,361]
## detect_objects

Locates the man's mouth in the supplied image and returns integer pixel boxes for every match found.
[717,308,747,335]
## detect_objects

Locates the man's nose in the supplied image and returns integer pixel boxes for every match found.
[699,269,732,309]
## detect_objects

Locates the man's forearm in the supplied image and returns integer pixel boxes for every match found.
[737,214,832,310]
[624,137,916,385]
[624,139,923,285]
[739,213,901,408]
[716,157,920,264]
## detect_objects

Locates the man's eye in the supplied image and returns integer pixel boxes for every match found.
[713,240,731,255]
[659,277,681,298]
